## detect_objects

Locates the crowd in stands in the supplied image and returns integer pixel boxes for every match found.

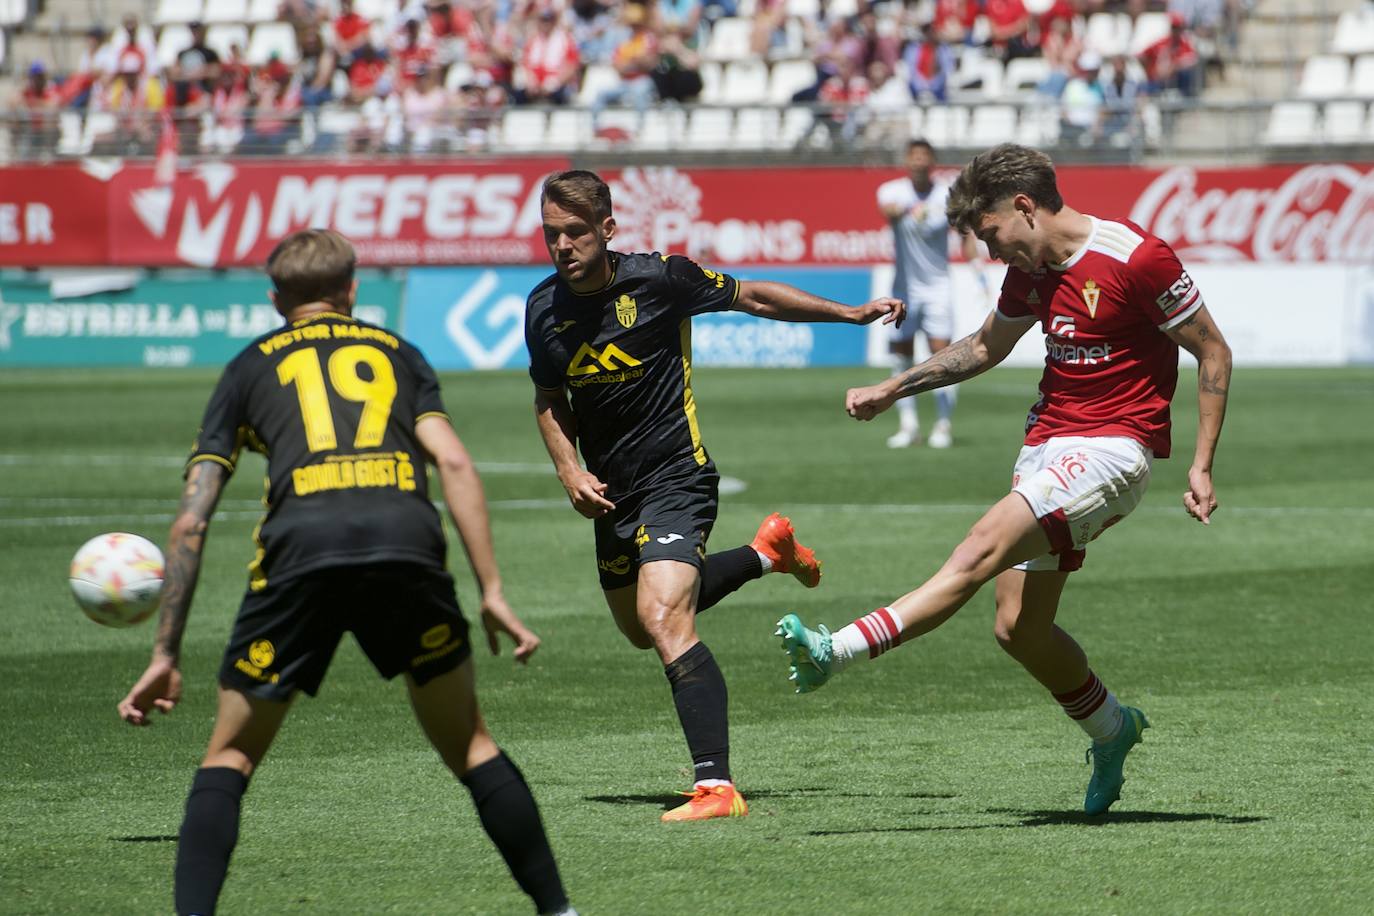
[10,0,1249,156]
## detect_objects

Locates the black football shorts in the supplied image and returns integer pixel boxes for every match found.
[593,463,720,590]
[219,562,471,701]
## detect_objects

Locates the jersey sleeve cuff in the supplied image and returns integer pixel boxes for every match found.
[415,410,449,424]
[1158,296,1204,330]
[994,307,1037,322]
[186,453,236,474]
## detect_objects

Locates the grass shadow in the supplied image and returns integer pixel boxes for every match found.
[808,808,1267,836]
[112,835,179,843]
[587,787,957,812]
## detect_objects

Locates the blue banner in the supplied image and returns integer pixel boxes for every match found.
[403,265,873,370]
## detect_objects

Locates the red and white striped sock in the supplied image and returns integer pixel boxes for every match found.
[1052,671,1123,742]
[830,607,903,670]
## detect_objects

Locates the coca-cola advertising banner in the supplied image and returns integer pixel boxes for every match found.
[1,160,1371,268]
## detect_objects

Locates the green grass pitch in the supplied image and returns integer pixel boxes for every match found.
[2,365,1372,914]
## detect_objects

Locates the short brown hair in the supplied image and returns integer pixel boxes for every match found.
[541,170,613,223]
[266,229,356,312]
[946,144,1064,234]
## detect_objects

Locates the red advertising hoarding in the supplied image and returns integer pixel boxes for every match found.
[1,159,1371,267]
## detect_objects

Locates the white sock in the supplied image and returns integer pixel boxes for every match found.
[891,358,918,432]
[753,549,773,574]
[1053,671,1124,742]
[694,778,732,789]
[830,607,903,671]
[935,385,957,422]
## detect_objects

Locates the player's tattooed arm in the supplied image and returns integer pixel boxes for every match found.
[153,460,228,662]
[891,334,987,397]
[1166,304,1232,524]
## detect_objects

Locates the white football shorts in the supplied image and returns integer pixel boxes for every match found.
[1010,435,1152,572]
[891,283,953,343]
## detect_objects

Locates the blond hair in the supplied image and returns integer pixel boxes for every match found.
[947,144,1065,234]
[541,170,613,223]
[266,229,356,313]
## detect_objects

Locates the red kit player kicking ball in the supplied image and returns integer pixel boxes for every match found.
[776,144,1234,815]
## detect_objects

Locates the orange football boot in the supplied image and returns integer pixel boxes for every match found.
[660,784,749,822]
[750,513,822,588]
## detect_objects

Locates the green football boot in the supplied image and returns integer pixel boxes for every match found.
[1084,706,1150,815]
[775,613,834,694]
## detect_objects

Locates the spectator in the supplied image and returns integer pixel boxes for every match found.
[393,16,439,90]
[59,27,115,109]
[1060,50,1105,145]
[333,0,374,66]
[985,0,1033,61]
[904,20,956,103]
[862,58,914,144]
[279,0,330,29]
[651,21,703,103]
[931,0,978,46]
[853,9,903,72]
[567,0,618,66]
[518,5,582,104]
[15,62,61,159]
[246,61,301,153]
[793,17,858,103]
[403,65,453,150]
[815,54,870,146]
[591,2,659,125]
[110,15,158,78]
[454,73,504,149]
[658,0,705,49]
[294,28,338,107]
[169,22,222,108]
[749,0,789,58]
[1140,11,1201,96]
[221,44,253,90]
[1099,53,1141,145]
[97,56,167,152]
[464,0,518,90]
[348,43,392,103]
[1037,12,1082,97]
[204,65,251,153]
[426,0,476,66]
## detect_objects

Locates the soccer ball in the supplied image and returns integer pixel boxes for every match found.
[69,533,165,628]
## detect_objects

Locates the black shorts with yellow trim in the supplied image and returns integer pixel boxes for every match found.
[219,562,471,701]
[593,462,719,590]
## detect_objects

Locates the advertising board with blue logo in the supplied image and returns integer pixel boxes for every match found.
[0,269,403,367]
[403,266,873,371]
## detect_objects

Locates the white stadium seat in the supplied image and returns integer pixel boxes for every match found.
[443,61,474,92]
[768,59,817,103]
[780,105,814,146]
[354,0,399,21]
[247,0,280,22]
[154,0,203,26]
[1323,101,1368,143]
[575,63,620,106]
[697,60,723,103]
[595,108,640,144]
[637,109,685,150]
[906,106,923,137]
[1129,12,1170,55]
[1017,105,1060,146]
[719,60,769,104]
[734,106,780,149]
[1349,55,1374,98]
[1297,55,1350,99]
[1004,56,1049,95]
[686,108,734,149]
[499,108,546,151]
[921,105,969,147]
[57,111,84,155]
[785,0,820,19]
[1263,101,1318,146]
[0,0,26,26]
[157,24,193,69]
[201,0,248,23]
[1332,9,1374,56]
[247,22,299,64]
[546,109,593,147]
[1084,13,1131,57]
[968,104,1017,146]
[205,23,249,59]
[705,17,753,61]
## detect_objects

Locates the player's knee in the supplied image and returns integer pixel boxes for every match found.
[992,610,1022,654]
[946,531,1000,587]
[201,747,257,778]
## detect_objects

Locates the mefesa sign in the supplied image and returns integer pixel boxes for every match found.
[1,160,1371,267]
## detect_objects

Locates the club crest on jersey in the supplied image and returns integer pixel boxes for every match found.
[1081,279,1101,318]
[615,294,637,328]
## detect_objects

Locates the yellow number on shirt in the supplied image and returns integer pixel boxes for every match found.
[277,345,398,452]
[328,345,397,448]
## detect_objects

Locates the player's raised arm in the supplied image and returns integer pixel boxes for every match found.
[416,415,540,663]
[1165,303,1232,525]
[533,385,615,519]
[118,460,227,725]
[733,280,907,327]
[846,308,1034,421]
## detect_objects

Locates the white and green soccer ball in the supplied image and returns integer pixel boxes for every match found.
[69,533,165,628]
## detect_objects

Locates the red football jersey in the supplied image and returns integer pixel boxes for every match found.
[996,216,1203,458]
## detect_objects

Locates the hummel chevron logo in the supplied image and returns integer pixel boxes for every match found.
[553,319,576,333]
[656,534,685,544]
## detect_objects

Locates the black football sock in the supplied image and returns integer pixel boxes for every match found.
[696,546,764,614]
[664,641,731,783]
[461,752,569,915]
[174,766,248,916]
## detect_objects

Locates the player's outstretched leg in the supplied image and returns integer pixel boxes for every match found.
[1083,706,1150,815]
[775,614,834,693]
[751,513,822,588]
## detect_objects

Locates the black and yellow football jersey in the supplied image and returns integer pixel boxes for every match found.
[188,312,448,590]
[524,251,739,496]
